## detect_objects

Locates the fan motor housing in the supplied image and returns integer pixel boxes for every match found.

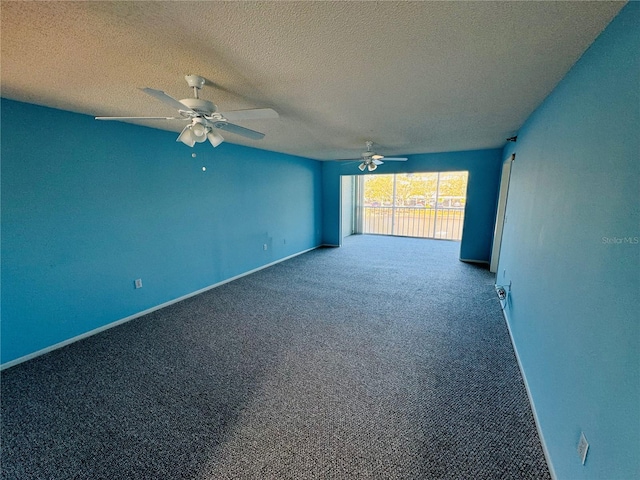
[179,98,216,115]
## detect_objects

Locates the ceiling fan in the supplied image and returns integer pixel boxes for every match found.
[95,74,278,148]
[343,141,408,171]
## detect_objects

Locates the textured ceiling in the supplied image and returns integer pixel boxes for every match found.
[1,1,625,160]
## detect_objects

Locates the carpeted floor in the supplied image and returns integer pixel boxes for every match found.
[1,235,551,479]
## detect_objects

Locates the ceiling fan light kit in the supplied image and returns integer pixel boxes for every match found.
[361,162,377,172]
[177,125,197,147]
[348,141,408,172]
[206,130,225,148]
[96,75,278,149]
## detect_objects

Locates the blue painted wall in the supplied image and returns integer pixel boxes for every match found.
[322,149,503,262]
[1,99,323,365]
[497,4,639,479]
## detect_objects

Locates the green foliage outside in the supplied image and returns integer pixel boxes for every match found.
[363,172,468,207]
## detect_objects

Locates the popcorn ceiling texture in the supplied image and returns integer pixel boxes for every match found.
[1,1,624,160]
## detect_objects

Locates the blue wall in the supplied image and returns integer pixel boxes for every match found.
[1,99,323,365]
[322,149,503,262]
[498,4,639,479]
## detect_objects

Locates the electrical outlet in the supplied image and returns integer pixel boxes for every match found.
[577,432,589,465]
[496,286,507,300]
[134,278,143,289]
[263,244,268,251]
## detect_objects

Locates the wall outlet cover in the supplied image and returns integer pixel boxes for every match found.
[134,278,143,289]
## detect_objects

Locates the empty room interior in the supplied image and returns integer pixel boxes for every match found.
[1,2,638,480]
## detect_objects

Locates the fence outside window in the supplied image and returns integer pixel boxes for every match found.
[362,206,465,240]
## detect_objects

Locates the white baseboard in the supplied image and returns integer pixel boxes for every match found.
[500,306,557,480]
[1,246,319,371]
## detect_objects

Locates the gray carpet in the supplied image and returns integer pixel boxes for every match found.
[1,235,551,479]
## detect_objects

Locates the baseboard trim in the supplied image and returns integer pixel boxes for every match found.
[1,246,319,371]
[500,306,557,480]
[459,257,490,265]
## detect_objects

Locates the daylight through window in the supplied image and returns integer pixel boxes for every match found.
[359,172,468,240]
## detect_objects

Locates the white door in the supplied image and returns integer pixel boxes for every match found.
[490,154,515,273]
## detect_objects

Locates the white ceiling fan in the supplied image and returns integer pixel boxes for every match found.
[343,141,408,171]
[96,74,278,148]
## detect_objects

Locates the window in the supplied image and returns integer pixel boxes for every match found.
[359,172,468,241]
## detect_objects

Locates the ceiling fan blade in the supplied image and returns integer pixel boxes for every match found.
[381,157,408,161]
[214,121,265,140]
[95,116,182,120]
[140,87,195,112]
[371,154,384,161]
[372,159,384,165]
[217,108,279,121]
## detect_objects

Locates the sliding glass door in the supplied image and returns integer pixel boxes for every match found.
[358,172,468,241]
